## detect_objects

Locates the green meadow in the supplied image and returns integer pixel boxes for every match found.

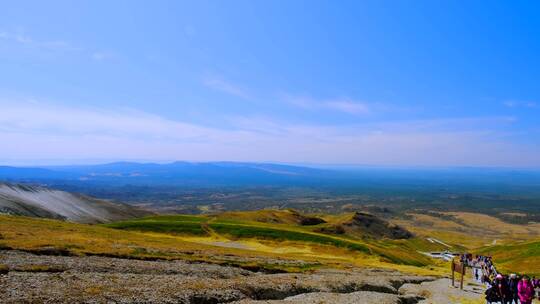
[104,212,443,267]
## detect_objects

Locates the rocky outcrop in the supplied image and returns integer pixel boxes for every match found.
[0,250,436,304]
[233,291,412,304]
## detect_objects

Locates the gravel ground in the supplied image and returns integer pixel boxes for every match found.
[232,291,418,304]
[400,278,484,304]
[0,250,252,278]
[0,250,441,304]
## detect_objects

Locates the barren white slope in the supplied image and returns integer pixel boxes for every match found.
[0,183,150,223]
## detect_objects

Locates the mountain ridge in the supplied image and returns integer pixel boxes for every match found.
[0,182,152,223]
[1,161,540,192]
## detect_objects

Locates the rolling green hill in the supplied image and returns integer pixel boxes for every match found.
[104,210,450,267]
[1,209,472,276]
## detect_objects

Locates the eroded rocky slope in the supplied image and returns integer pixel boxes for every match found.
[0,183,151,223]
[0,250,438,304]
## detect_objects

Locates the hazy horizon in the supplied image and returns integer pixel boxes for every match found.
[2,158,540,172]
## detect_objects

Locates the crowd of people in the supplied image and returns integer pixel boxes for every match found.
[459,254,538,304]
[461,254,496,280]
[485,273,538,304]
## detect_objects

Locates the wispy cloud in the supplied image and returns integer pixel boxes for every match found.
[91,51,115,61]
[0,29,116,61]
[0,30,81,51]
[203,77,251,100]
[0,99,536,167]
[503,100,538,108]
[0,100,235,143]
[285,95,371,115]
[325,100,370,115]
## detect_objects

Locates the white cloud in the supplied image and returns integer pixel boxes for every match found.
[503,100,538,108]
[325,100,370,115]
[91,51,115,61]
[285,95,371,115]
[503,101,515,107]
[0,101,242,143]
[0,100,537,167]
[0,30,81,51]
[0,31,31,43]
[0,29,116,62]
[203,77,251,100]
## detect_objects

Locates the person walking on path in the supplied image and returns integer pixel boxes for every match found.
[508,274,520,304]
[534,276,540,299]
[493,274,510,304]
[518,275,535,304]
[485,285,501,304]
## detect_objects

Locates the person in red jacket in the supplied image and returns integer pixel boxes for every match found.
[518,275,535,304]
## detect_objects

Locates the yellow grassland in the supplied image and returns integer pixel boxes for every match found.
[0,214,446,276]
[11,209,540,276]
[394,212,540,249]
[394,211,540,276]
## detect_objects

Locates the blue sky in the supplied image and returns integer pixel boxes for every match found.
[0,0,539,167]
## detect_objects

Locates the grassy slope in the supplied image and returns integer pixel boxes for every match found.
[395,212,540,247]
[105,210,449,268]
[98,210,540,277]
[0,214,324,272]
[0,213,451,275]
[395,211,540,276]
[478,241,540,276]
[6,207,540,276]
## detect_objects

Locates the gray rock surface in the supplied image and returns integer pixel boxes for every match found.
[0,250,439,304]
[232,291,405,304]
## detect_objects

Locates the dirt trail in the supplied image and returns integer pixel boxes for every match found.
[400,278,484,303]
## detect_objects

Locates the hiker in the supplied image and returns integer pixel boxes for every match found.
[518,275,535,304]
[493,274,510,304]
[486,285,501,304]
[508,274,520,304]
[531,276,540,298]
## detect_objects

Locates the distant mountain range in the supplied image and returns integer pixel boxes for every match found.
[0,161,539,192]
[0,182,152,223]
[0,161,334,186]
